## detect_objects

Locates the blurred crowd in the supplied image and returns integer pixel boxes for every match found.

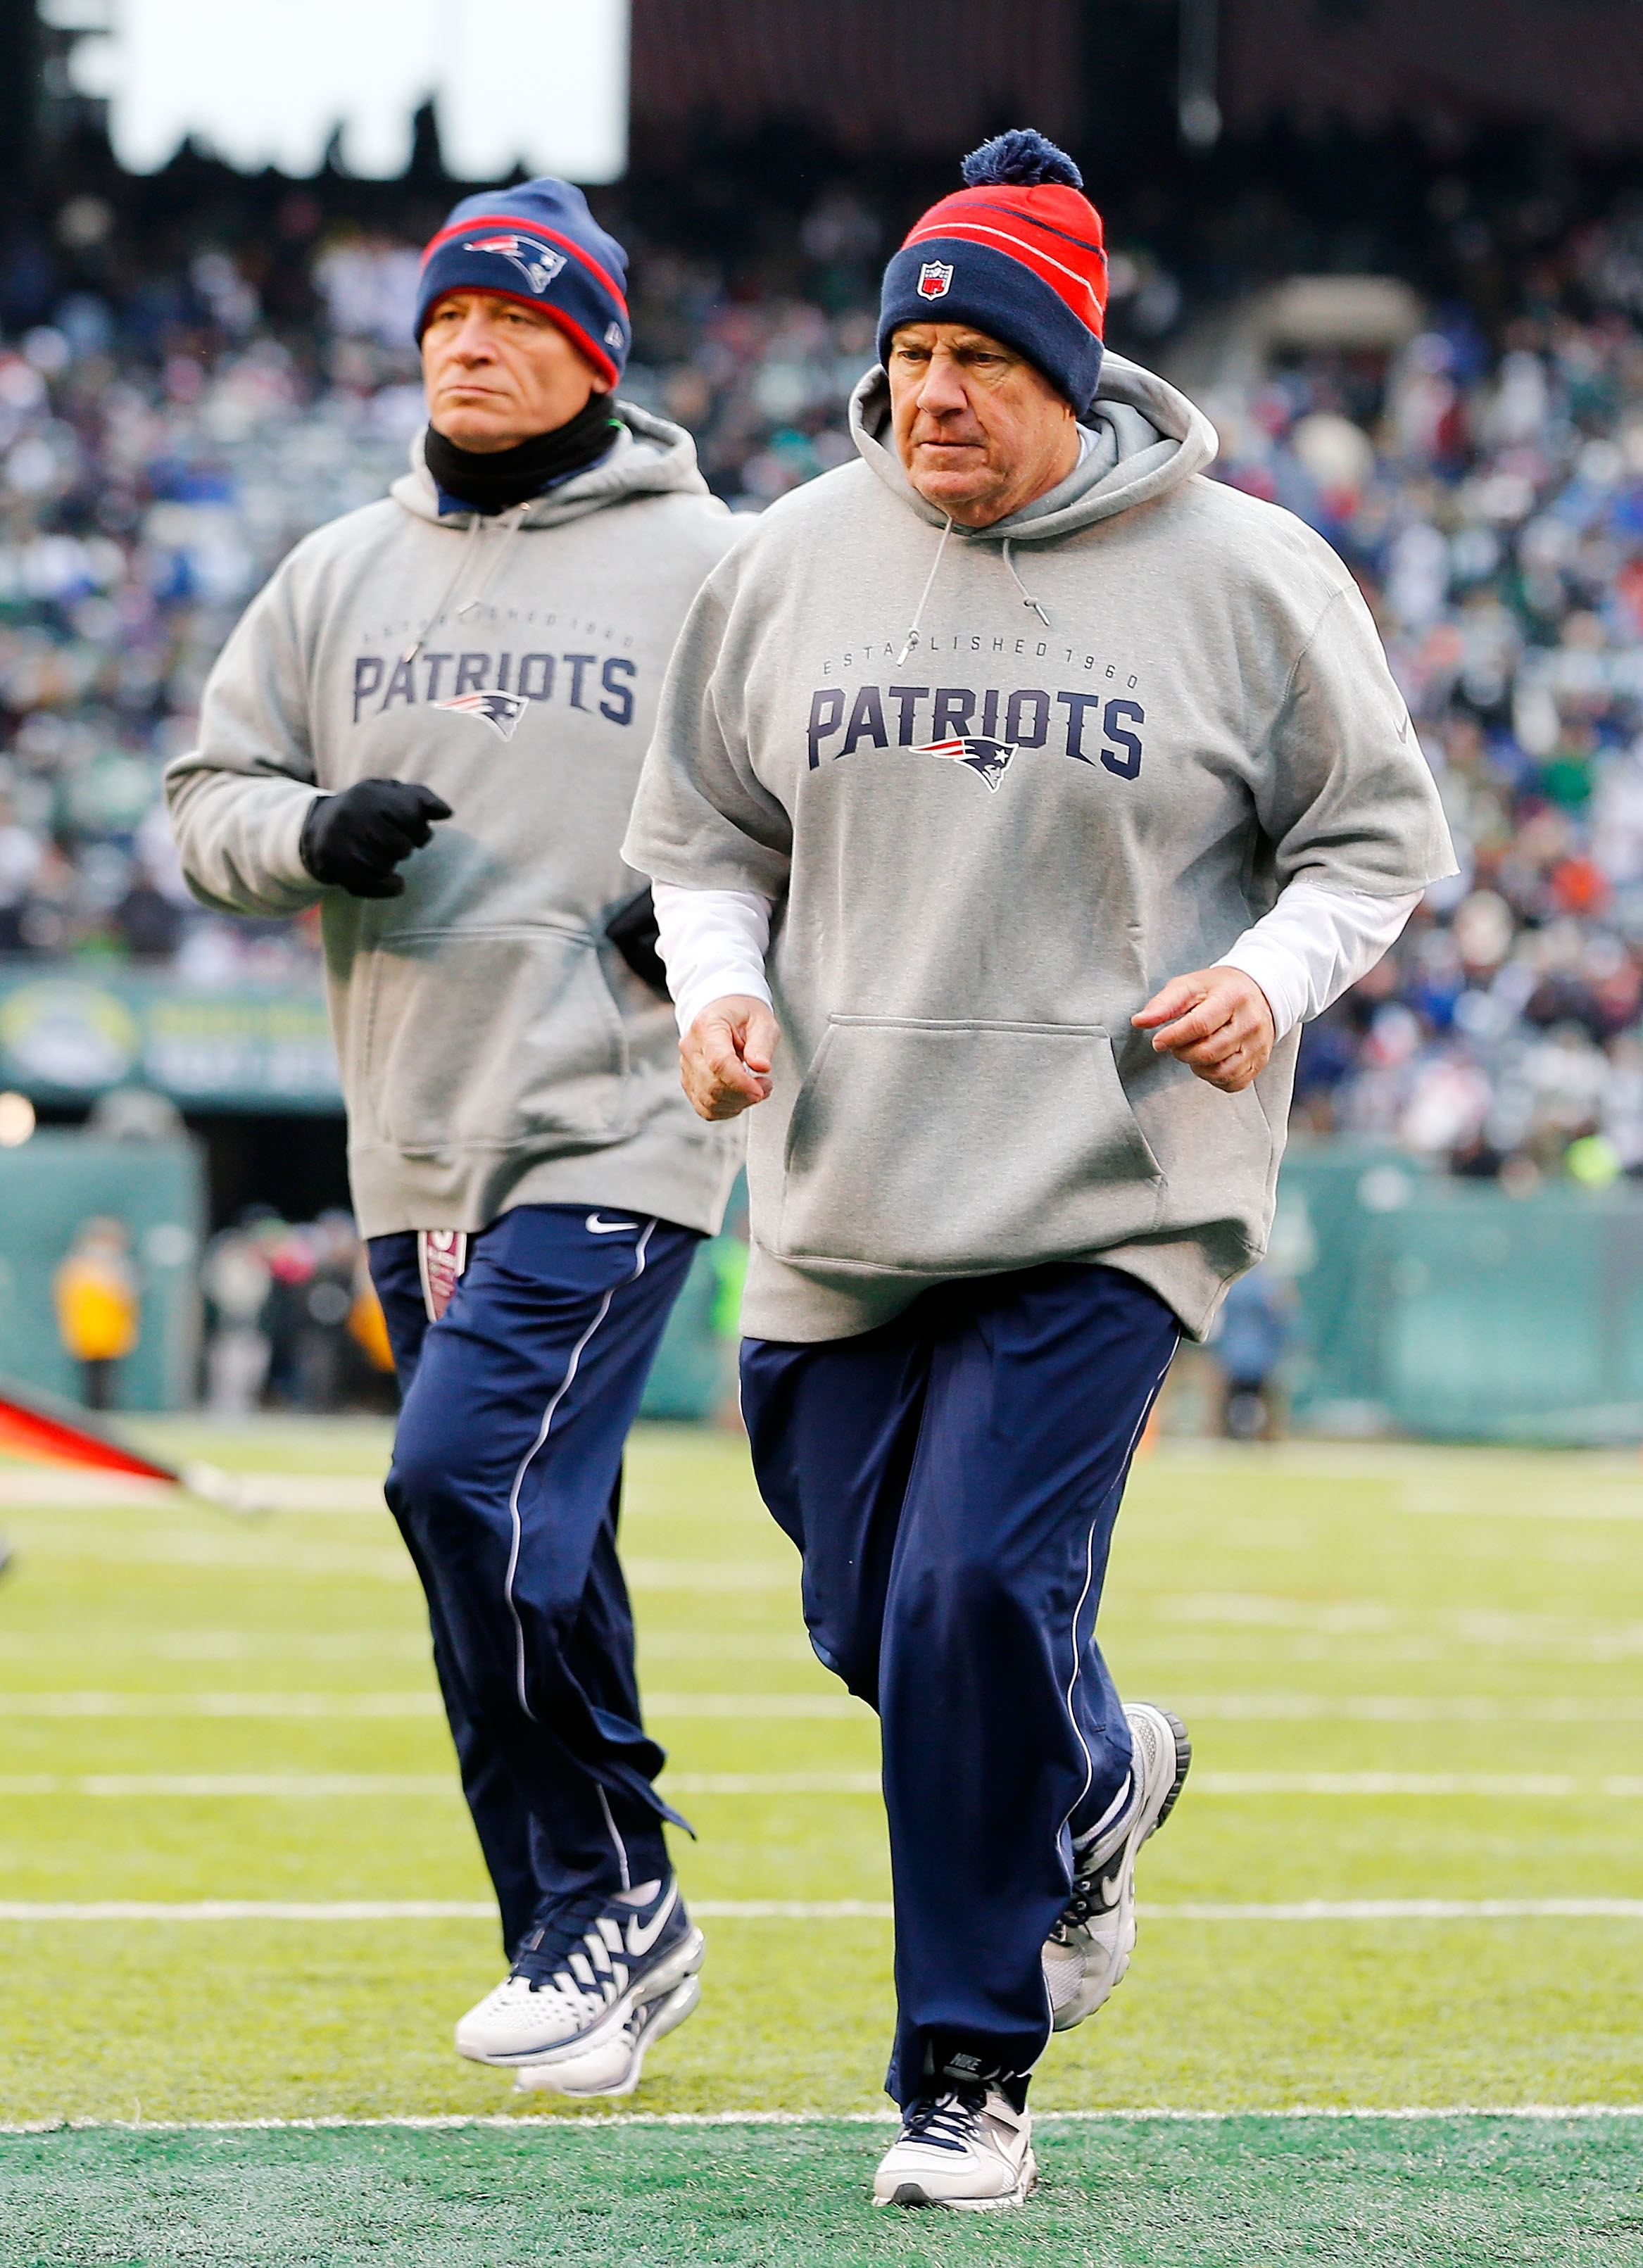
[0,199,426,985]
[201,1208,394,1414]
[0,182,1185,994]
[4,175,1643,1184]
[1208,212,1643,1184]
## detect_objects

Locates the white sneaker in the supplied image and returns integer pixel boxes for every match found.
[513,1974,702,2098]
[456,1877,704,2084]
[1043,1702,1190,2032]
[872,2086,1036,2210]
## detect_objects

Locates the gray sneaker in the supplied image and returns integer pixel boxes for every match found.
[1043,1703,1190,2031]
[455,1875,704,2079]
[872,2086,1037,2210]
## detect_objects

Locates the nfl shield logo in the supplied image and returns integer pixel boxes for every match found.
[917,260,954,299]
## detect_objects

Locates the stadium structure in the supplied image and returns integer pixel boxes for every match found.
[0,7,1641,2264]
[0,0,1632,1434]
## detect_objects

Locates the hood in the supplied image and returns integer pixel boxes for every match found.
[391,400,712,529]
[848,351,1218,545]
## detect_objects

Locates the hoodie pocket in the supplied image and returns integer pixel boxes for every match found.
[774,1015,1166,1273]
[356,924,633,1156]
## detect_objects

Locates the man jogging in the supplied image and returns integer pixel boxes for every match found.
[627,131,1453,2203]
[168,178,739,2100]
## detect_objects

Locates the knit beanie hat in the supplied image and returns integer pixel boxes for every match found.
[415,178,631,390]
[877,130,1107,414]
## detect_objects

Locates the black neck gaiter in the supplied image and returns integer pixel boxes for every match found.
[424,395,622,515]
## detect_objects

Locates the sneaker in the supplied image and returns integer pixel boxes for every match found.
[513,1973,702,2098]
[455,1876,705,2082]
[1043,1701,1191,2032]
[871,2086,1037,2210]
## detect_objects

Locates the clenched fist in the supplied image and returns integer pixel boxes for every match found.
[299,779,453,899]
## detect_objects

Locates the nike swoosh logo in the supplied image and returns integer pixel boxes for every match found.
[625,1882,678,1958]
[586,1214,634,1235]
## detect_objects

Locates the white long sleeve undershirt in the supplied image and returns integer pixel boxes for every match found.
[653,876,1420,1043]
[653,881,774,1036]
[1212,881,1421,1037]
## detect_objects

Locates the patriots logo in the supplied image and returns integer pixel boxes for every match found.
[462,233,567,294]
[436,691,529,741]
[917,260,954,299]
[919,736,1016,790]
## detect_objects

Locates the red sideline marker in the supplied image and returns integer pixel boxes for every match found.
[0,1374,264,1515]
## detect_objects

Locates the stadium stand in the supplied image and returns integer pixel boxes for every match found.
[5,89,1643,1185]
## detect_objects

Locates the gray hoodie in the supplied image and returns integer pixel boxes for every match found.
[167,405,743,1240]
[624,357,1455,1341]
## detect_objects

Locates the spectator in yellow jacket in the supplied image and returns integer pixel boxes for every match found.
[54,1218,139,1411]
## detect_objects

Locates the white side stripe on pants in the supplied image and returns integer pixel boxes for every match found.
[502,1218,658,1728]
[1061,1337,1180,1840]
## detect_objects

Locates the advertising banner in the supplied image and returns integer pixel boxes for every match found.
[0,969,340,1111]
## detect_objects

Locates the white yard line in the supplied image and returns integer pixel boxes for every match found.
[0,1693,444,1718]
[1,1689,1633,1721]
[6,1769,1643,1798]
[1170,1695,1643,1722]
[0,1772,883,1798]
[1192,1773,1643,1796]
[0,1898,1639,1923]
[0,1775,459,1798]
[624,1561,796,1590]
[1160,1594,1643,1646]
[667,1775,881,1794]
[0,1899,898,1922]
[0,1472,387,1510]
[0,1901,499,1921]
[3,2103,1641,2134]
[20,1535,412,1581]
[650,1693,867,1716]
[0,1690,864,1718]
[1145,1899,1643,1920]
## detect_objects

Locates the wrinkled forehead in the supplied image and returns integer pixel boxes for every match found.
[888,320,1019,358]
[422,286,561,330]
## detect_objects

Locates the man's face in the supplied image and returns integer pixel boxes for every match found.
[888,323,1079,529]
[421,290,605,452]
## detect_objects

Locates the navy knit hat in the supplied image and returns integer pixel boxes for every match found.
[415,178,631,389]
[878,130,1107,414]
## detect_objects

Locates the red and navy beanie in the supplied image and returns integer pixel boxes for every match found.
[415,177,631,390]
[877,130,1107,414]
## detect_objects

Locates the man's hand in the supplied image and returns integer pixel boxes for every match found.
[1132,966,1276,1093]
[681,995,781,1121]
[299,779,453,898]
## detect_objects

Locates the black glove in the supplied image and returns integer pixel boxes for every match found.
[605,886,671,999]
[299,779,453,898]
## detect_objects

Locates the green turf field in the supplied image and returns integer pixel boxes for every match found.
[1,1423,1640,2260]
[8,2113,1643,2267]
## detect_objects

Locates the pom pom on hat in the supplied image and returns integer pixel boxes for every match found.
[960,130,1083,191]
[877,127,1107,412]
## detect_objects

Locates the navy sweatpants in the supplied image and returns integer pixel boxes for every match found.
[740,1261,1179,2105]
[370,1204,700,1957]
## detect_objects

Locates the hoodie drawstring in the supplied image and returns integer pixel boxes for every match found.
[895,516,954,665]
[1002,538,1052,631]
[455,503,529,618]
[401,515,483,666]
[895,520,1054,664]
[401,503,529,665]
